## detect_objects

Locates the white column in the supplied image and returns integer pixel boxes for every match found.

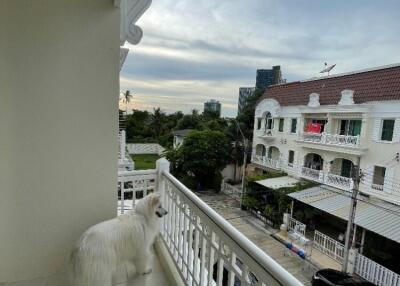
[156,158,170,192]
[120,130,126,160]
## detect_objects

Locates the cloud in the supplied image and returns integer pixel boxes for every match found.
[121,0,400,117]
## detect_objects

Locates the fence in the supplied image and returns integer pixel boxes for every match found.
[118,169,157,214]
[288,217,306,237]
[355,253,400,286]
[220,180,242,203]
[118,159,303,286]
[313,230,344,263]
[127,143,165,155]
[161,171,303,286]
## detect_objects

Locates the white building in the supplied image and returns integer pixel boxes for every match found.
[172,129,193,149]
[251,64,400,270]
[252,64,400,204]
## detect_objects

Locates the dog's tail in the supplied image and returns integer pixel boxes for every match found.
[68,248,112,286]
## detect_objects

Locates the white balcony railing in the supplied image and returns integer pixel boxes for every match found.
[251,155,354,191]
[256,129,276,140]
[300,167,354,191]
[118,160,303,286]
[325,173,354,190]
[251,155,280,170]
[371,183,384,191]
[298,132,360,148]
[301,166,323,181]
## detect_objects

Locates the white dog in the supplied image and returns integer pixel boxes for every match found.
[69,193,168,286]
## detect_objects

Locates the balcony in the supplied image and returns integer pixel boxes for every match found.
[300,166,354,191]
[117,159,303,286]
[251,155,280,170]
[297,132,365,155]
[255,129,276,140]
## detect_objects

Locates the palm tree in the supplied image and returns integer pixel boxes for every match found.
[120,90,133,115]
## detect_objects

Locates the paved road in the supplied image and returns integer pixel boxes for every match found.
[196,191,316,286]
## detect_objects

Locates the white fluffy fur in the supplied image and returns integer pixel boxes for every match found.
[69,193,164,286]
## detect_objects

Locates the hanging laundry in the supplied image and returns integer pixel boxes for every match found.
[305,123,322,133]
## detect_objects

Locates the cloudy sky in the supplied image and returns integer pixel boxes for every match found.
[120,0,400,117]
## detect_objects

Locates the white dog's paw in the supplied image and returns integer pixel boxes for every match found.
[142,268,153,275]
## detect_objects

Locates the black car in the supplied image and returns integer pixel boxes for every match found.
[312,269,375,286]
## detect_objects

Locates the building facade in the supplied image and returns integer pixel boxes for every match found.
[204,99,222,117]
[238,87,255,114]
[251,64,400,270]
[256,66,283,91]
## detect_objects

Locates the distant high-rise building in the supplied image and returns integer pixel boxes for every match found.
[255,65,283,91]
[204,99,221,117]
[238,87,255,114]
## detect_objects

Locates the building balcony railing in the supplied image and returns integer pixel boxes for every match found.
[256,129,276,140]
[300,166,354,191]
[251,155,281,170]
[251,155,355,191]
[301,166,323,181]
[298,132,360,148]
[118,159,303,286]
[371,183,384,192]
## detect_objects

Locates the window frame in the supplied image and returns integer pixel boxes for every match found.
[257,118,262,130]
[290,118,297,134]
[373,165,386,186]
[288,150,295,165]
[380,119,395,142]
[278,118,284,132]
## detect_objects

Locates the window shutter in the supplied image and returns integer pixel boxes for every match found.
[393,118,400,142]
[383,167,394,193]
[372,118,381,141]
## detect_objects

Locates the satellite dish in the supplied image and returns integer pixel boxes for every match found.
[320,63,336,74]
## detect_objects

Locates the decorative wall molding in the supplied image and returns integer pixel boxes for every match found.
[338,89,355,105]
[308,93,320,107]
[255,99,281,117]
[116,0,152,46]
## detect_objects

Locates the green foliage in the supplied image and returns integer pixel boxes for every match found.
[236,88,264,139]
[243,178,319,226]
[165,130,232,189]
[246,171,287,183]
[130,154,159,170]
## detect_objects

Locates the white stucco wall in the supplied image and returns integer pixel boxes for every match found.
[252,99,400,204]
[0,0,119,282]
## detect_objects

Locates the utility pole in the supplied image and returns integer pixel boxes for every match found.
[235,120,248,208]
[240,138,248,207]
[342,156,361,273]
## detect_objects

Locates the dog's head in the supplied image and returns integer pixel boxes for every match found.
[135,193,168,219]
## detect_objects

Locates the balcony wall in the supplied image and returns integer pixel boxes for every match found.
[0,1,119,282]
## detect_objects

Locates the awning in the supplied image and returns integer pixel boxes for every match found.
[288,186,400,243]
[255,176,300,190]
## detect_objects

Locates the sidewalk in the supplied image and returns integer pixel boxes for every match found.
[274,231,342,271]
[196,191,315,285]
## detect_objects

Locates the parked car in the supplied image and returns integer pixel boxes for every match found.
[312,269,375,286]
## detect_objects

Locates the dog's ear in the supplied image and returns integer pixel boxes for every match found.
[149,193,161,207]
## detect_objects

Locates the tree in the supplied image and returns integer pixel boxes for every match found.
[236,88,264,139]
[120,90,133,115]
[178,130,232,187]
[150,107,166,138]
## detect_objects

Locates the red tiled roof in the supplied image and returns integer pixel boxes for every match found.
[258,64,400,106]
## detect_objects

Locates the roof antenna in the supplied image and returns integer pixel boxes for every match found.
[320,62,336,76]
